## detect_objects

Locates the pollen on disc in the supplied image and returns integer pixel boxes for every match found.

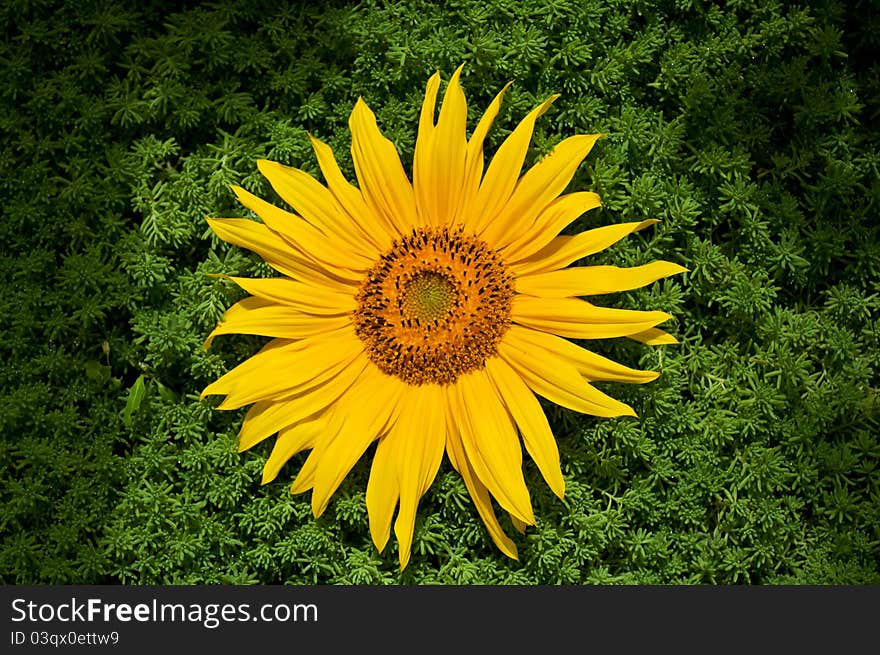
[353,226,514,386]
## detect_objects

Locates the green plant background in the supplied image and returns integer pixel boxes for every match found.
[2,0,878,584]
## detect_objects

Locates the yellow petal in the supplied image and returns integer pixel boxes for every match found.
[509,325,659,384]
[500,191,601,261]
[202,337,292,399]
[515,261,689,297]
[512,295,672,340]
[499,327,637,418]
[485,357,565,499]
[628,327,679,345]
[206,218,353,291]
[204,297,350,347]
[413,70,442,227]
[308,134,392,252]
[470,95,559,234]
[509,220,659,275]
[454,370,535,525]
[261,418,325,484]
[289,438,325,494]
[444,399,518,560]
[456,81,511,227]
[366,433,399,553]
[221,345,366,412]
[202,326,363,410]
[231,185,369,279]
[482,134,602,248]
[349,97,417,236]
[217,275,356,315]
[256,159,380,261]
[236,352,368,452]
[310,364,405,518]
[413,65,467,228]
[392,384,447,569]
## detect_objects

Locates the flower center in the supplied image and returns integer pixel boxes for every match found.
[401,271,458,323]
[354,226,514,386]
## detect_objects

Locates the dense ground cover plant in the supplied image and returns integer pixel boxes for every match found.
[1,0,877,584]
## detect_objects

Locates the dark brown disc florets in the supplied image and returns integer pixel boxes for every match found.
[353,226,514,386]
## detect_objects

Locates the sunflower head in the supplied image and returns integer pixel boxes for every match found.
[203,66,686,569]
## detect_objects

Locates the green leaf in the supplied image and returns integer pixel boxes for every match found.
[122,375,146,428]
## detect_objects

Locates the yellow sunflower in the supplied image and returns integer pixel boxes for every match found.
[203,66,686,569]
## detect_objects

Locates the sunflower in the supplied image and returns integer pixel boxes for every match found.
[203,66,686,569]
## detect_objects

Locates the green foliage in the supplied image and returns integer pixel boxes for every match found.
[1,0,877,584]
